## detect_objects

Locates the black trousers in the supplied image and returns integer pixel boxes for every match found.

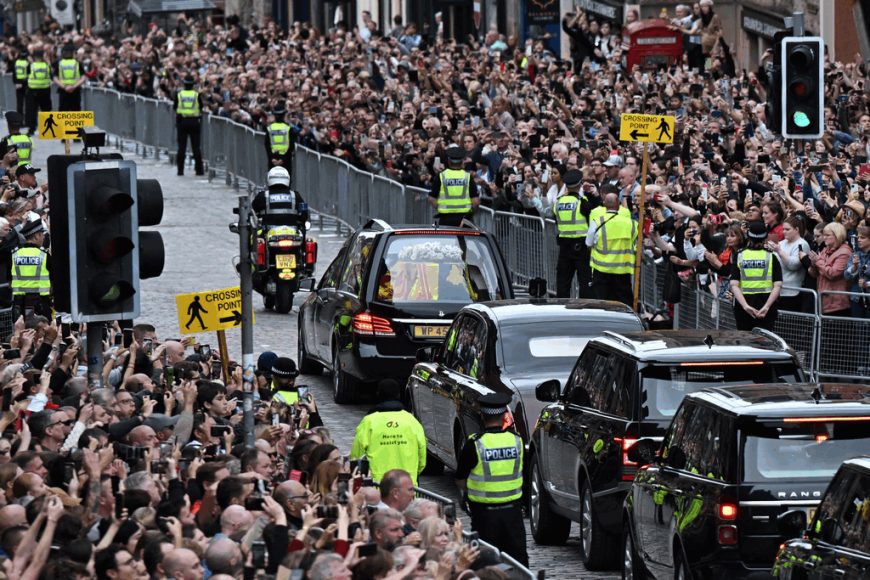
[733,293,778,332]
[15,86,26,116]
[436,213,472,227]
[12,294,52,321]
[268,152,293,180]
[25,89,52,135]
[591,270,634,306]
[177,120,204,175]
[556,239,592,298]
[469,501,529,568]
[58,89,81,112]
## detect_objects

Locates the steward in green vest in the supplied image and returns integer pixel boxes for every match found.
[587,192,637,306]
[730,221,782,332]
[53,43,85,113]
[349,379,426,484]
[269,357,323,428]
[0,111,33,166]
[25,49,52,136]
[12,47,28,116]
[265,101,296,178]
[455,393,529,568]
[11,219,51,319]
[427,147,479,227]
[173,74,204,176]
[545,169,600,298]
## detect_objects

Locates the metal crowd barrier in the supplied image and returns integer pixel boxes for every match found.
[817,291,870,381]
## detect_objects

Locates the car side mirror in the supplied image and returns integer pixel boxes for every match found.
[665,446,687,470]
[777,509,808,539]
[299,278,316,292]
[626,438,659,465]
[820,517,844,544]
[416,347,436,363]
[229,222,239,234]
[535,379,561,402]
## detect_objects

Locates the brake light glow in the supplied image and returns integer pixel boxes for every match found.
[276,240,296,248]
[719,503,738,520]
[256,239,266,266]
[680,361,765,367]
[816,434,828,443]
[305,238,317,264]
[783,416,870,423]
[393,230,481,235]
[617,433,639,480]
[718,525,738,545]
[353,313,396,337]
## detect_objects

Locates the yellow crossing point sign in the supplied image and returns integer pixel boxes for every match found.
[38,111,95,140]
[620,113,675,144]
[175,287,254,334]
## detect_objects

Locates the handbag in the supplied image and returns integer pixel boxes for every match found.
[663,260,682,304]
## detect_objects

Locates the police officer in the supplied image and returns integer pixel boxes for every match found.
[53,43,85,112]
[455,393,529,568]
[265,101,296,178]
[0,112,33,166]
[269,357,323,427]
[546,169,599,298]
[731,221,782,331]
[427,146,479,226]
[172,75,204,176]
[251,167,310,230]
[10,219,50,320]
[586,192,637,306]
[25,49,52,137]
[349,379,426,484]
[12,48,28,116]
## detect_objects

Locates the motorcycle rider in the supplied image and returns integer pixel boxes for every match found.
[252,166,310,229]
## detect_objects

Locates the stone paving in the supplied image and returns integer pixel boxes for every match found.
[20,125,619,580]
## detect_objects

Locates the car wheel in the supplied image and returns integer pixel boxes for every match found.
[622,522,642,580]
[580,480,619,570]
[263,295,275,310]
[332,346,357,404]
[529,456,570,545]
[275,282,293,314]
[297,322,322,375]
[675,548,692,580]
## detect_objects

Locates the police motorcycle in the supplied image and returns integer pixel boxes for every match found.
[232,167,317,314]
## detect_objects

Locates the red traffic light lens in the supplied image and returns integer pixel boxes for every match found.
[792,81,808,96]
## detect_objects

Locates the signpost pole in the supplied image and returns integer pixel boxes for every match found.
[64,140,70,155]
[632,142,650,312]
[217,330,230,384]
[238,194,255,450]
[86,322,103,390]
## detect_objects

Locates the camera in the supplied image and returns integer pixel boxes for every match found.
[114,443,147,463]
[317,505,339,518]
[653,216,675,235]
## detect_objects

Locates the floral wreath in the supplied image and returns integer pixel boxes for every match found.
[397,242,463,262]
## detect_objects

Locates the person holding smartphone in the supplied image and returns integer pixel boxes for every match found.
[269,357,322,428]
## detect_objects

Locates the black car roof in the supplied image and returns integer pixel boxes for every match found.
[592,329,796,362]
[687,384,870,418]
[465,298,642,324]
[842,456,870,472]
[361,220,489,235]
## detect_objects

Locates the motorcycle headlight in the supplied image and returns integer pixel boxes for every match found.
[305,221,311,230]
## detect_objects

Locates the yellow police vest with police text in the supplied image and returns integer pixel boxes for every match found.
[268,123,290,154]
[555,193,589,238]
[9,134,33,165]
[738,249,773,294]
[14,59,28,80]
[467,431,523,504]
[27,62,50,89]
[12,246,49,296]
[59,59,80,85]
[437,169,472,214]
[177,90,201,117]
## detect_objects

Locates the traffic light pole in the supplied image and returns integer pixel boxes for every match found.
[237,194,255,450]
[86,323,103,390]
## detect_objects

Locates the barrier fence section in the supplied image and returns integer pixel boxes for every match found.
[817,291,870,381]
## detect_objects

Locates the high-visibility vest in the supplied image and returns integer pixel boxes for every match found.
[11,246,49,296]
[590,212,637,274]
[27,62,50,89]
[589,204,630,222]
[268,123,291,154]
[14,59,28,80]
[59,59,80,84]
[177,90,201,117]
[467,431,523,504]
[555,193,588,238]
[349,409,426,484]
[437,169,472,214]
[9,134,33,165]
[737,249,774,294]
[273,389,309,428]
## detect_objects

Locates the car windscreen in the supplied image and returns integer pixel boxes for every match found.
[641,362,802,422]
[741,419,870,482]
[373,234,505,304]
[500,320,641,374]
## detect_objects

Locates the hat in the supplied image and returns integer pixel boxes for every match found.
[272,101,286,116]
[18,49,27,57]
[5,111,24,126]
[143,413,180,433]
[19,219,43,238]
[446,147,466,162]
[747,221,768,240]
[62,42,75,53]
[32,49,44,57]
[17,164,40,176]
[377,379,401,401]
[603,154,623,167]
[271,357,299,378]
[563,169,583,189]
[182,74,196,85]
[843,199,866,218]
[258,351,278,379]
[478,393,512,415]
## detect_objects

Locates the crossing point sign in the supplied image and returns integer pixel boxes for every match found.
[619,113,675,144]
[38,111,95,140]
[175,287,254,334]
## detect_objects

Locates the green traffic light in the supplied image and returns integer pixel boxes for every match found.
[793,111,811,128]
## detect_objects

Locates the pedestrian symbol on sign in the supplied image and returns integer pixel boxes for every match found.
[656,118,671,142]
[41,114,57,138]
[185,295,208,330]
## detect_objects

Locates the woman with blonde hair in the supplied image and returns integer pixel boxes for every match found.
[310,459,342,498]
[417,516,452,553]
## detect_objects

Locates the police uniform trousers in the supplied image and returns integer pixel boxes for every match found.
[12,293,52,321]
[591,271,633,306]
[469,501,529,568]
[176,117,204,175]
[25,88,52,135]
[268,151,293,180]
[15,86,26,116]
[556,237,592,298]
[436,213,472,227]
[733,294,778,332]
[58,88,81,112]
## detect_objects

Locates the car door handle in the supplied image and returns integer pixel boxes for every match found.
[834,570,846,578]
[802,561,816,571]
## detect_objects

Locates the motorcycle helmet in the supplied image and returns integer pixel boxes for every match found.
[267,166,290,187]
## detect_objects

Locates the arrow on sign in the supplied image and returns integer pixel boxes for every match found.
[219,311,243,326]
[631,129,649,140]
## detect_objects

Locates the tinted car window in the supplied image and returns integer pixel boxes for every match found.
[499,320,640,375]
[740,420,870,482]
[319,252,346,290]
[663,402,696,470]
[340,235,374,296]
[571,350,613,408]
[445,316,485,375]
[373,234,504,304]
[831,471,870,550]
[641,362,802,421]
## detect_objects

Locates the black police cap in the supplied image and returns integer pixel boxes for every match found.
[445,147,466,161]
[182,75,196,85]
[563,169,584,189]
[271,356,299,378]
[479,393,512,415]
[5,111,24,127]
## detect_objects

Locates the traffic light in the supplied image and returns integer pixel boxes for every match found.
[780,36,824,139]
[48,156,164,321]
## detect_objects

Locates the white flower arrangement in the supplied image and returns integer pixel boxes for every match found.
[398,241,463,262]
